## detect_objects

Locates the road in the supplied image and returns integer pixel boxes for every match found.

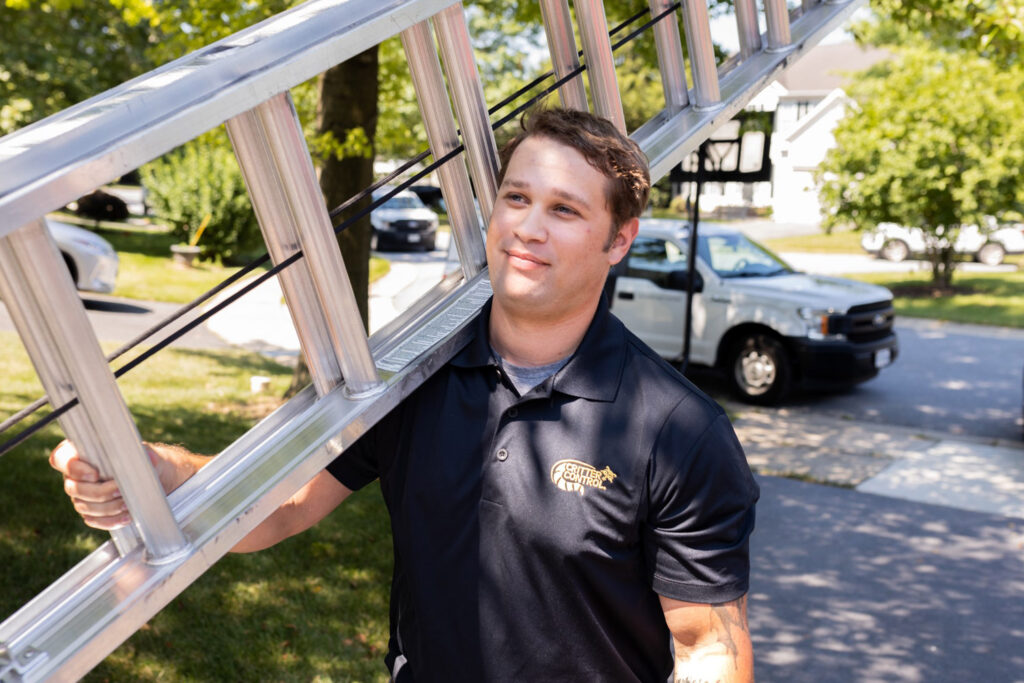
[688,317,1024,443]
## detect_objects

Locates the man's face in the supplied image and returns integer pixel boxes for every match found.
[486,135,637,324]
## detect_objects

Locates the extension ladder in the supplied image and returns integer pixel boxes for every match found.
[0,0,864,678]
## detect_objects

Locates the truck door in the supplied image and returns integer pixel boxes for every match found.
[611,235,699,360]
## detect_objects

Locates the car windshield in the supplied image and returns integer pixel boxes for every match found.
[698,232,793,278]
[382,195,424,210]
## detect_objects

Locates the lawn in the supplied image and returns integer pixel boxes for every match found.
[53,213,391,304]
[843,269,1024,328]
[759,229,864,253]
[0,333,393,682]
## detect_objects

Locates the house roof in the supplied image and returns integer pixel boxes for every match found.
[775,42,891,96]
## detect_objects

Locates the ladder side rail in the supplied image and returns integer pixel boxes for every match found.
[252,93,383,397]
[734,0,763,58]
[572,0,627,133]
[0,221,188,562]
[681,0,723,109]
[401,21,486,279]
[538,0,590,111]
[0,0,460,238]
[433,4,500,230]
[765,0,794,51]
[225,110,345,397]
[635,0,866,181]
[648,0,691,116]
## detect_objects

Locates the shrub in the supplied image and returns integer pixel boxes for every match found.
[75,189,129,221]
[142,139,263,263]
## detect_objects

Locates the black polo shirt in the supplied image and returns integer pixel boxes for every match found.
[327,297,758,682]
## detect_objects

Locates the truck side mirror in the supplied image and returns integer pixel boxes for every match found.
[667,268,703,293]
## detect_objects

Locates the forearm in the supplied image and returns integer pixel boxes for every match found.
[663,595,754,683]
[672,630,753,683]
[231,470,352,553]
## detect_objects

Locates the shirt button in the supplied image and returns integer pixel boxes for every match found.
[507,407,518,418]
[496,448,508,461]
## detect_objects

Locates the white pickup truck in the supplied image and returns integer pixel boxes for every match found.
[608,219,899,404]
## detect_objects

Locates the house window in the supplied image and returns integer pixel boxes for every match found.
[795,101,812,119]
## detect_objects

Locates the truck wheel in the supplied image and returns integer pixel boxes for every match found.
[976,242,1005,266]
[727,333,791,405]
[880,239,909,262]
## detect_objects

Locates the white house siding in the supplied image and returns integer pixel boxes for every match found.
[770,90,848,223]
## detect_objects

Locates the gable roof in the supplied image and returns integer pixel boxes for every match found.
[776,42,891,96]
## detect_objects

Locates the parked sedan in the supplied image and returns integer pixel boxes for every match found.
[371,188,439,251]
[861,221,1024,265]
[47,219,119,293]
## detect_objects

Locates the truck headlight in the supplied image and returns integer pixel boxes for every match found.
[798,307,845,341]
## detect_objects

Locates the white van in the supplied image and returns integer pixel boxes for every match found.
[609,219,899,404]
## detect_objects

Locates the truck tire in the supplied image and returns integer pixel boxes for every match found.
[976,242,1005,266]
[727,332,791,405]
[880,239,909,262]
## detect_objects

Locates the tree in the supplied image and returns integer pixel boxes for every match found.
[861,0,1024,68]
[0,0,156,134]
[817,46,1024,287]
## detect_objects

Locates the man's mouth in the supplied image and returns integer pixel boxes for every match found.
[507,249,547,268]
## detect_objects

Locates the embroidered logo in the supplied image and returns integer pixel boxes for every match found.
[550,459,617,495]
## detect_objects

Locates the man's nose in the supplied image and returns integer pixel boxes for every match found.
[512,206,547,242]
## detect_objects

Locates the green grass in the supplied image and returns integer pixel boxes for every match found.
[0,333,392,682]
[843,270,1024,328]
[760,229,864,253]
[54,213,391,304]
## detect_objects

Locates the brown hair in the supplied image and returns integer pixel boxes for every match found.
[497,107,650,246]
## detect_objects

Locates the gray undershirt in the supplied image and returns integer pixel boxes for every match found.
[491,345,571,396]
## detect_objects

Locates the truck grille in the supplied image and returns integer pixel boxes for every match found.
[833,300,895,343]
[391,219,431,233]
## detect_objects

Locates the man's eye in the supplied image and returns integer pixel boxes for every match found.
[505,192,526,203]
[555,205,578,216]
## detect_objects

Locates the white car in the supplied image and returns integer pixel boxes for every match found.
[610,219,898,404]
[371,188,439,251]
[47,219,119,294]
[861,221,1024,265]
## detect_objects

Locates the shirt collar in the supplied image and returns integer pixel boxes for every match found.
[450,295,625,402]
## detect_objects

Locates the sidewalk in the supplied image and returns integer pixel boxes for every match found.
[725,401,1024,520]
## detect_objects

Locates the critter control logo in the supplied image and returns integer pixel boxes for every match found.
[550,459,617,495]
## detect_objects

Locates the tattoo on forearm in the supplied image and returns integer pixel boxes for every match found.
[711,595,748,667]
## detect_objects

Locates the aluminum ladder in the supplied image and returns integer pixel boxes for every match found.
[0,0,865,679]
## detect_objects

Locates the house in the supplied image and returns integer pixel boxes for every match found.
[680,42,890,224]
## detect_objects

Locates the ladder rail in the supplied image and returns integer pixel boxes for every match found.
[0,0,460,239]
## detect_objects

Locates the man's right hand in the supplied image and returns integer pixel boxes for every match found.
[49,440,206,531]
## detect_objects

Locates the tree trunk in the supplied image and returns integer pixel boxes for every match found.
[929,245,956,290]
[287,46,380,397]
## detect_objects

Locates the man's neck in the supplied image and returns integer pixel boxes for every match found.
[488,299,599,367]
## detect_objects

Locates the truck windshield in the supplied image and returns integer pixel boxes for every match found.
[700,233,793,278]
[382,196,425,209]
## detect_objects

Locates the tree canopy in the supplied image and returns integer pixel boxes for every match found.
[817,46,1024,285]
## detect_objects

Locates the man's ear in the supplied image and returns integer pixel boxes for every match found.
[607,217,639,265]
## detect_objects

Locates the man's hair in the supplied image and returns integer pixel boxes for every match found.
[496,107,651,243]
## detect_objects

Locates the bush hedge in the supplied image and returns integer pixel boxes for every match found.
[142,140,263,264]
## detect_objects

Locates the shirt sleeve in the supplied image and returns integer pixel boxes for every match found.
[643,398,759,604]
[326,402,407,491]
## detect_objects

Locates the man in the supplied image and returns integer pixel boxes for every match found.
[52,108,758,682]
